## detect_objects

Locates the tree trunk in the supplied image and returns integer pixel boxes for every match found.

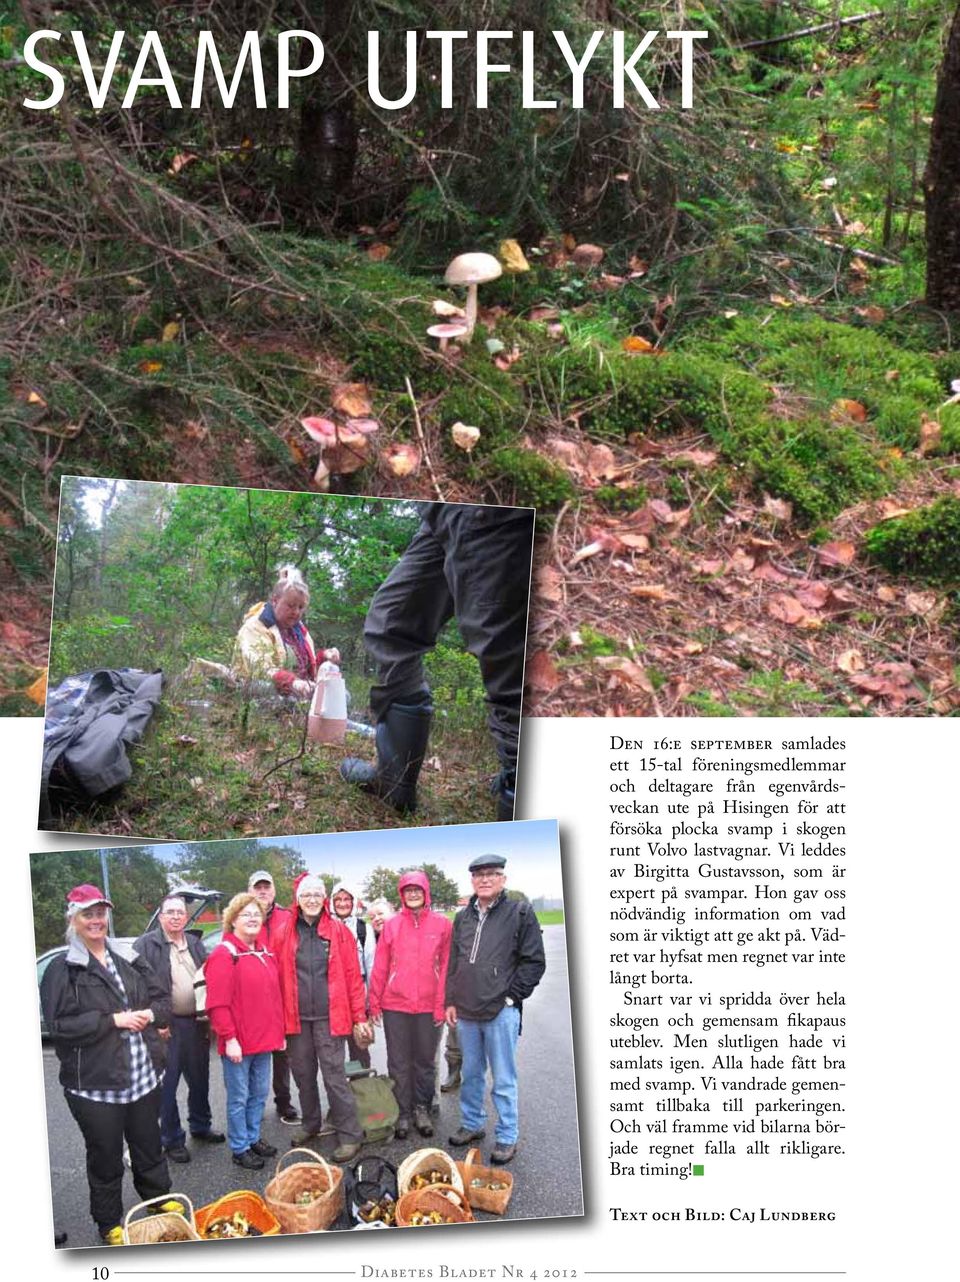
[925,2,960,311]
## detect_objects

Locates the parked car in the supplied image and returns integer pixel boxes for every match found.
[37,886,222,1038]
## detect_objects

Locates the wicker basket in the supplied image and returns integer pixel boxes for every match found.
[397,1147,464,1196]
[196,1190,281,1238]
[123,1194,200,1245]
[264,1148,344,1234]
[456,1148,514,1215]
[395,1184,474,1227]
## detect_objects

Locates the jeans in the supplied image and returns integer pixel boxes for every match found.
[457,1004,521,1144]
[221,1052,272,1154]
[160,1014,213,1148]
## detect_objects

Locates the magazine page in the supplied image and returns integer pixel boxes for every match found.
[7,714,957,1275]
[3,1,959,1276]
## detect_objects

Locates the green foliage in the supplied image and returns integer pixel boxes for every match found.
[594,484,647,512]
[864,498,960,582]
[31,847,170,955]
[438,356,525,454]
[486,447,575,511]
[174,840,306,907]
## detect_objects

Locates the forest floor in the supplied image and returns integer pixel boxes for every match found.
[43,678,501,838]
[5,232,960,719]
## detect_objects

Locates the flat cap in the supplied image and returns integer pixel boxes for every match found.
[468,853,507,872]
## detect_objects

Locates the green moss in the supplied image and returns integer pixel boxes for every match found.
[865,497,960,583]
[934,403,960,455]
[439,357,525,453]
[594,484,647,512]
[486,447,575,510]
[874,396,926,448]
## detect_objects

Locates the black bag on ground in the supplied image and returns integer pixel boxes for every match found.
[40,668,164,824]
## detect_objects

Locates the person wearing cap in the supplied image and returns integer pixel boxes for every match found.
[278,874,371,1161]
[249,869,300,1124]
[204,892,285,1171]
[340,503,534,820]
[367,870,452,1139]
[132,895,225,1163]
[445,855,546,1165]
[330,883,374,1069]
[40,885,172,1245]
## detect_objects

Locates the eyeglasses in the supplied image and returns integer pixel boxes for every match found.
[471,870,503,881]
[237,912,263,922]
[299,893,324,901]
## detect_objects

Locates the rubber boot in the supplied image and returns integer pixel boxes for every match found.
[493,768,517,821]
[340,698,433,813]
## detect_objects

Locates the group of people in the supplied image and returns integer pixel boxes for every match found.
[40,855,546,1244]
[231,500,534,820]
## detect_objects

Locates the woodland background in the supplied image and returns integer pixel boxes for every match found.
[3,1,960,717]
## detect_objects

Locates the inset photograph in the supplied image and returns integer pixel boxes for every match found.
[32,820,578,1247]
[40,478,534,836]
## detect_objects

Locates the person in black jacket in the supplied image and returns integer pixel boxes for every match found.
[340,503,535,819]
[40,884,172,1246]
[445,854,546,1165]
[133,895,225,1163]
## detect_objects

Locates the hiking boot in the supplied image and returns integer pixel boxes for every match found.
[191,1129,226,1144]
[340,698,433,813]
[448,1126,485,1146]
[164,1144,190,1164]
[250,1138,277,1157]
[277,1105,301,1124]
[99,1226,123,1246]
[232,1149,265,1170]
[394,1115,411,1139]
[332,1141,362,1162]
[290,1129,321,1147]
[415,1106,434,1137]
[490,1142,517,1164]
[152,1201,186,1217]
[440,1067,462,1093]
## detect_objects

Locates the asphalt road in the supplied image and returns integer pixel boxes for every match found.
[42,924,582,1247]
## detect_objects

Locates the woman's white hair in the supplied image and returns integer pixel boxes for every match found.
[271,564,309,604]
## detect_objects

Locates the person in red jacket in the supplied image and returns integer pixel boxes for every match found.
[368,870,452,1139]
[249,869,300,1124]
[278,875,371,1162]
[205,893,285,1171]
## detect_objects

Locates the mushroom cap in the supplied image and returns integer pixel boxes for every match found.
[444,252,503,286]
[427,322,470,339]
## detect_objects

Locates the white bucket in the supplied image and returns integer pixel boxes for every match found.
[308,663,347,745]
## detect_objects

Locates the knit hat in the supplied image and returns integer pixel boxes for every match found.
[296,874,327,900]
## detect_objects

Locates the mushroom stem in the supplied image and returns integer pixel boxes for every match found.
[463,283,479,339]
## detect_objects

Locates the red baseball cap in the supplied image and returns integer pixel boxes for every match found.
[66,884,113,915]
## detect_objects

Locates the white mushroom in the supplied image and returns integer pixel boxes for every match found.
[444,252,503,340]
[427,321,469,354]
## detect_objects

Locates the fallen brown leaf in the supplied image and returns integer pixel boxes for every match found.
[629,584,674,602]
[366,242,392,261]
[332,382,374,418]
[836,649,865,675]
[535,565,564,603]
[763,495,793,522]
[674,448,717,467]
[526,649,561,693]
[594,656,654,693]
[816,540,856,568]
[831,398,868,423]
[877,585,897,603]
[918,417,942,457]
[905,590,938,616]
[25,670,47,706]
[767,594,809,625]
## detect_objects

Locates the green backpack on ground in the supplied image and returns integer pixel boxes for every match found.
[349,1071,400,1144]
